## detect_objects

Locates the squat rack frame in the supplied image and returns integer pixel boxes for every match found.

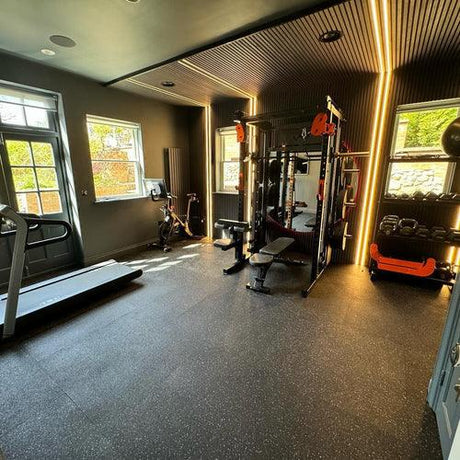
[236,96,345,296]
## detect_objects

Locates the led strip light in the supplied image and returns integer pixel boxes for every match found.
[447,209,460,270]
[205,105,213,237]
[355,0,392,265]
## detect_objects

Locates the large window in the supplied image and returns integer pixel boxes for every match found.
[387,101,459,196]
[87,116,144,201]
[216,127,239,192]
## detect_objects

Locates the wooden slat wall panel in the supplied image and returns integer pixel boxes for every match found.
[258,72,380,263]
[372,62,460,262]
[165,147,190,216]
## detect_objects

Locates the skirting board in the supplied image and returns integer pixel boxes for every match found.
[83,239,155,266]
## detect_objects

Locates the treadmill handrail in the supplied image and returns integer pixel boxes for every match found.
[1,213,42,237]
[0,204,72,249]
[23,217,72,249]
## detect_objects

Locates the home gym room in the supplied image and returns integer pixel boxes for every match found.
[0,0,459,458]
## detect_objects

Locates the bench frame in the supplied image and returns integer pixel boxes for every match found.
[214,219,250,274]
[246,237,294,294]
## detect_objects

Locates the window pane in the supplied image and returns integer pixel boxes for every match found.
[87,122,136,161]
[0,102,26,126]
[40,191,62,214]
[16,192,41,215]
[36,168,58,190]
[5,140,33,165]
[92,161,138,198]
[222,133,239,161]
[387,162,450,195]
[11,167,37,191]
[31,142,55,166]
[223,162,239,191]
[394,107,458,156]
[25,106,49,128]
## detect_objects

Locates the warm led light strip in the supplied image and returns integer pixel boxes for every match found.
[205,105,213,237]
[355,0,392,265]
[246,97,258,222]
[447,208,460,269]
[179,59,255,100]
[126,78,204,106]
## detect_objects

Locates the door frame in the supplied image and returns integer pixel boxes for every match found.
[0,80,83,279]
[428,282,460,409]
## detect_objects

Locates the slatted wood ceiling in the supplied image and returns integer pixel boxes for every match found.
[113,0,459,105]
[188,0,378,94]
[390,0,460,69]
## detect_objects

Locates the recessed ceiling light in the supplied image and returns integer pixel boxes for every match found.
[318,30,342,43]
[126,0,140,3]
[161,81,175,87]
[49,35,76,48]
[40,48,56,56]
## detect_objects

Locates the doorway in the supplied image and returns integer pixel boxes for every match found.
[0,84,77,286]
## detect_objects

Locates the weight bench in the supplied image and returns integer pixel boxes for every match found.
[214,219,250,274]
[246,237,295,294]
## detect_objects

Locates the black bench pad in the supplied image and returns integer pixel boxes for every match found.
[260,237,295,256]
[215,219,250,232]
[249,253,274,266]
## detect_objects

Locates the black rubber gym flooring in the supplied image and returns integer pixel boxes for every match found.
[0,241,447,458]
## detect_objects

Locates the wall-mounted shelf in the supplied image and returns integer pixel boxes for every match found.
[378,233,460,247]
[381,198,460,207]
[389,156,459,163]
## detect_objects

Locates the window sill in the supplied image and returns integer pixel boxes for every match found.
[213,191,238,195]
[94,195,149,204]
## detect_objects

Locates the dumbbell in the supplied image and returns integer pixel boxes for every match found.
[398,218,419,236]
[439,192,456,200]
[431,226,447,241]
[447,229,460,243]
[412,191,425,200]
[396,193,410,200]
[435,262,455,281]
[384,193,397,200]
[416,225,430,238]
[379,215,399,236]
[424,191,439,201]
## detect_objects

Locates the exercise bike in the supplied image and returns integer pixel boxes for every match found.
[155,192,200,252]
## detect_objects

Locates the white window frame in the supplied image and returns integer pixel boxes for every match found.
[86,115,145,202]
[216,126,239,194]
[386,98,460,195]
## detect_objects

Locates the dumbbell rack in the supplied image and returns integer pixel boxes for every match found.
[371,155,459,285]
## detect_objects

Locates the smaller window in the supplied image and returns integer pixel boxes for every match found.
[0,86,56,130]
[216,127,240,193]
[86,116,145,201]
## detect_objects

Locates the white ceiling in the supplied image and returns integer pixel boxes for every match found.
[0,0,335,82]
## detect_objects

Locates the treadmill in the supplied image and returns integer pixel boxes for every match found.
[0,204,142,339]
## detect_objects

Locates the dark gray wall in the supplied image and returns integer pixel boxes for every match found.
[211,98,250,237]
[0,52,190,264]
